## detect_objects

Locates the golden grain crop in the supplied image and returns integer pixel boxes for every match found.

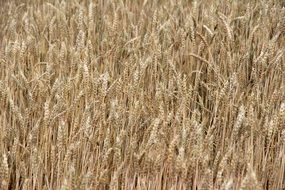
[0,0,285,189]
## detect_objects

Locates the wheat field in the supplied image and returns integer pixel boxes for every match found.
[0,0,285,189]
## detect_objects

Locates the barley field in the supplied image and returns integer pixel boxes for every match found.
[0,0,285,189]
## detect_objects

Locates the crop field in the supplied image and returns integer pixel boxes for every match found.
[0,0,285,189]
